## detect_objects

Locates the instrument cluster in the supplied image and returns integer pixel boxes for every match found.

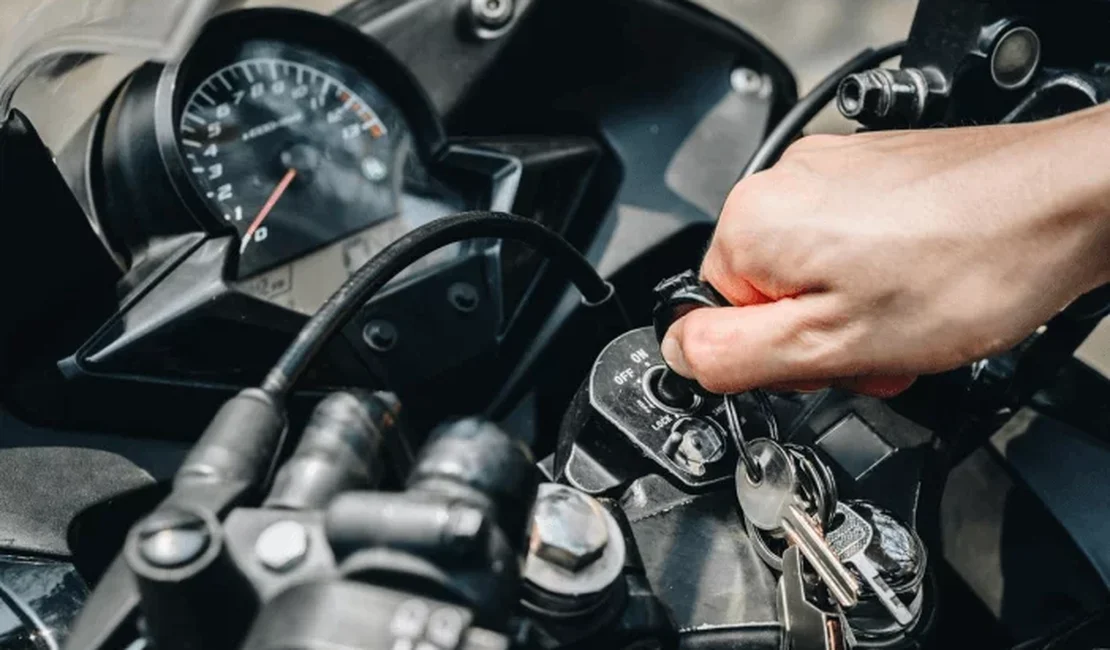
[94,8,463,315]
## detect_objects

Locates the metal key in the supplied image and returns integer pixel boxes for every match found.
[825,502,915,627]
[778,546,849,650]
[781,504,860,609]
[784,443,838,530]
[734,438,860,609]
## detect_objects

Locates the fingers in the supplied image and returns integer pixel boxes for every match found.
[661,298,841,394]
[833,375,916,398]
[701,245,773,305]
[661,299,915,397]
[765,376,916,397]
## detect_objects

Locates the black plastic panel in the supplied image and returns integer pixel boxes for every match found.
[589,328,737,488]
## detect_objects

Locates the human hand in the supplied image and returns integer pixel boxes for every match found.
[661,107,1110,396]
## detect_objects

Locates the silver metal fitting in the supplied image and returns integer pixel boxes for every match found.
[468,0,515,40]
[837,67,933,126]
[532,484,610,571]
[255,520,310,572]
[522,484,627,617]
[730,67,771,98]
[990,26,1041,90]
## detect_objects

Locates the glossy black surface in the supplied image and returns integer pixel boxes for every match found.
[0,557,87,649]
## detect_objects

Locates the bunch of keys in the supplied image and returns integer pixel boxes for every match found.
[731,421,861,609]
[651,270,926,645]
[727,395,926,646]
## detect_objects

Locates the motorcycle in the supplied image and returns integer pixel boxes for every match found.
[0,0,1106,648]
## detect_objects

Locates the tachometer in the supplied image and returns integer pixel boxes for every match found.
[177,42,411,277]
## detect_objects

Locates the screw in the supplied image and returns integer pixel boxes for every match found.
[447,282,480,313]
[363,319,398,352]
[255,520,309,572]
[470,0,514,31]
[730,68,766,96]
[531,484,609,571]
[137,508,210,569]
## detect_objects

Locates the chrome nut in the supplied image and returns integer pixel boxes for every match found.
[530,484,609,571]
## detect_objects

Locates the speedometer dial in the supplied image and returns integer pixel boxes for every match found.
[177,42,411,277]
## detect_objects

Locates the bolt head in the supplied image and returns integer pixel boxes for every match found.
[363,320,398,352]
[256,520,309,572]
[137,508,211,569]
[447,282,480,313]
[472,0,514,29]
[730,68,766,96]
[838,72,888,118]
[530,485,609,571]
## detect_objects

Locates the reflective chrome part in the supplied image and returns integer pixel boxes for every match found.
[136,508,212,569]
[522,484,626,617]
[778,547,849,650]
[255,520,310,572]
[827,501,928,640]
[734,438,798,531]
[990,26,1041,90]
[781,504,860,610]
[468,0,516,39]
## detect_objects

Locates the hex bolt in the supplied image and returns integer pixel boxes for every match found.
[137,508,211,569]
[447,282,480,313]
[838,68,931,126]
[837,70,888,119]
[255,520,310,572]
[531,484,609,572]
[363,319,398,352]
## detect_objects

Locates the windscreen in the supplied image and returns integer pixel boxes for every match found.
[0,0,223,150]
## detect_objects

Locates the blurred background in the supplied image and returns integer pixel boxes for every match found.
[0,0,917,136]
[700,0,917,133]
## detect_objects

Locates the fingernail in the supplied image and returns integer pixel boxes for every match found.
[661,337,692,378]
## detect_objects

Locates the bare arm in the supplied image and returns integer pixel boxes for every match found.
[662,104,1110,396]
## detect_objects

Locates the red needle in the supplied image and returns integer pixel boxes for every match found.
[241,168,297,252]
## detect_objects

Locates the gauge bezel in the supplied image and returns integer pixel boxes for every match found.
[95,7,448,272]
[154,8,447,242]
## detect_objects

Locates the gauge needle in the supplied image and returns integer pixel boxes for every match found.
[241,168,297,253]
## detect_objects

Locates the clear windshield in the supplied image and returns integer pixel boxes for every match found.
[0,1,357,152]
[0,0,226,150]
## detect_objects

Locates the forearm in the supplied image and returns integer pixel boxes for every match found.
[1013,103,1110,295]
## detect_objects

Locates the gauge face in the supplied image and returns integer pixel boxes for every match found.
[177,41,411,277]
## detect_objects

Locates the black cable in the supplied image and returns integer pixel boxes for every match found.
[739,40,906,179]
[725,393,762,483]
[751,388,779,441]
[261,211,621,400]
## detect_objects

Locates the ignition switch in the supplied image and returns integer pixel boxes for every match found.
[650,270,726,408]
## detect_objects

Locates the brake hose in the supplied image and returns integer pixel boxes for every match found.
[261,211,623,401]
[740,40,906,178]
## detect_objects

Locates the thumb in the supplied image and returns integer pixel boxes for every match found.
[661,297,849,394]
